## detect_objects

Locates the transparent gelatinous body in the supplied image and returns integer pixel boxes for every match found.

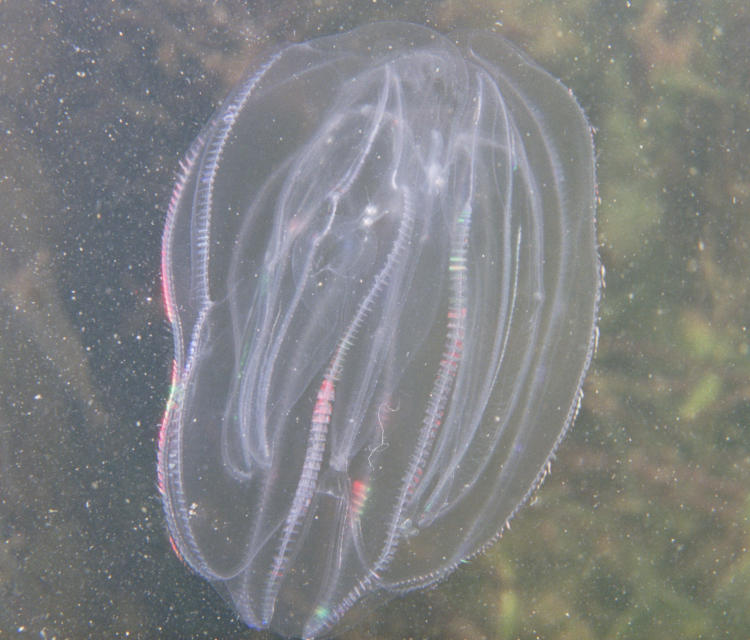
[158,21,598,639]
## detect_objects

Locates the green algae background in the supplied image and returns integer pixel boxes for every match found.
[1,1,748,638]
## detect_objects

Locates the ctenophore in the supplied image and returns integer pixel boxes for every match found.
[158,21,599,639]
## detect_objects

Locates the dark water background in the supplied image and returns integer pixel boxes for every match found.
[1,1,748,638]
